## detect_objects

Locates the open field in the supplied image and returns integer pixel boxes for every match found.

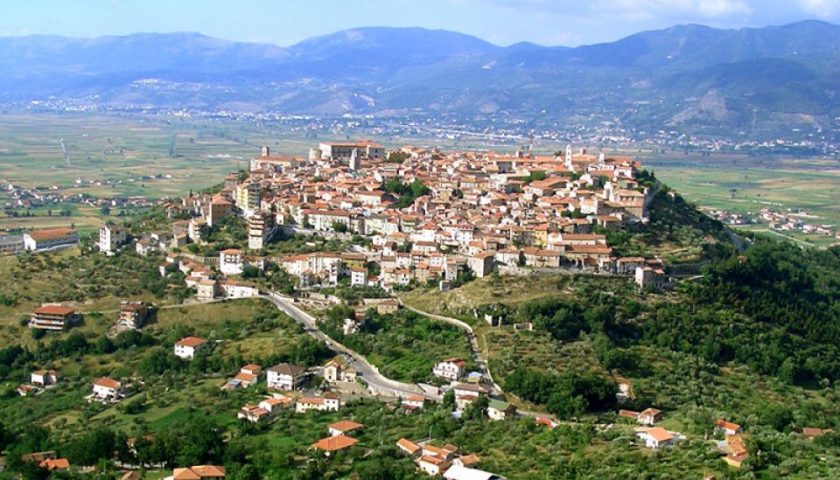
[645,152,840,247]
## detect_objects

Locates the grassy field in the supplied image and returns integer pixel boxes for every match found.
[645,152,840,247]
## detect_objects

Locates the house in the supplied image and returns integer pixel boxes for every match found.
[31,369,58,386]
[30,304,80,331]
[637,408,663,426]
[396,438,421,457]
[296,392,341,413]
[174,336,208,360]
[467,252,495,278]
[452,383,488,410]
[266,363,307,391]
[92,377,123,400]
[323,359,357,383]
[17,384,39,397]
[443,465,504,480]
[801,427,834,439]
[168,465,226,479]
[452,454,481,468]
[721,434,749,468]
[39,458,70,471]
[328,420,364,437]
[417,454,451,476]
[20,451,57,464]
[487,399,516,421]
[534,416,558,429]
[237,404,270,423]
[23,228,78,251]
[401,394,426,411]
[635,427,676,449]
[99,224,127,255]
[635,266,672,291]
[196,279,219,300]
[117,301,150,330]
[258,395,293,414]
[219,279,258,299]
[433,358,466,381]
[714,419,742,436]
[311,435,358,456]
[224,365,261,389]
[219,249,244,275]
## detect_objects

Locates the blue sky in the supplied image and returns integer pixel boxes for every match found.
[1,0,839,46]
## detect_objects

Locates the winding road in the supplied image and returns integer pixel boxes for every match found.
[259,292,440,401]
[400,302,504,395]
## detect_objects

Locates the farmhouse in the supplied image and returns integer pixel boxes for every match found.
[174,336,208,360]
[92,377,123,400]
[311,435,358,456]
[635,427,676,449]
[433,358,466,381]
[30,304,80,331]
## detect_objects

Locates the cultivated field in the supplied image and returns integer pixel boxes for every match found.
[645,152,840,247]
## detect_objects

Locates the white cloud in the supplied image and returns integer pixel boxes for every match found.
[799,0,840,17]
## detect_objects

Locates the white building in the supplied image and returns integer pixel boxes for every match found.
[98,225,127,255]
[23,228,78,251]
[433,358,466,381]
[220,249,244,275]
[295,393,341,413]
[31,369,58,386]
[174,336,208,360]
[92,377,123,400]
[635,427,676,449]
[266,363,307,391]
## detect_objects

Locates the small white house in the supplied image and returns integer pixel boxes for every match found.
[174,336,208,360]
[219,249,244,275]
[433,358,466,381]
[92,377,123,400]
[31,369,58,386]
[296,393,341,413]
[635,427,676,449]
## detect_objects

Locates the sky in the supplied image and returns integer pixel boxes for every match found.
[1,0,839,46]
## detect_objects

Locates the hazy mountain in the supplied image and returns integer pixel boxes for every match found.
[1,22,839,134]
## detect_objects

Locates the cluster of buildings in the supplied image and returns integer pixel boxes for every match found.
[148,141,665,293]
[707,207,838,239]
[760,208,836,237]
[396,438,503,480]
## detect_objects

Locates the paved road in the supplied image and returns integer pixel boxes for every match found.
[400,302,504,395]
[260,293,440,401]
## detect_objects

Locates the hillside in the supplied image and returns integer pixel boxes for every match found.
[1,22,840,134]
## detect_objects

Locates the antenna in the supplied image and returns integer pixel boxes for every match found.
[60,138,70,167]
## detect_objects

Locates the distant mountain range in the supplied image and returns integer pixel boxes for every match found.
[1,21,840,134]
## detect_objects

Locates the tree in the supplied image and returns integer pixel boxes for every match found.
[462,395,489,421]
[64,427,116,466]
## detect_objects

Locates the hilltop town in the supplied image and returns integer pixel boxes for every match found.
[2,138,839,480]
[144,140,669,296]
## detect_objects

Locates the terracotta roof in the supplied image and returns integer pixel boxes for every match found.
[175,336,207,348]
[27,228,76,242]
[397,438,420,454]
[94,377,121,389]
[312,434,358,452]
[34,305,76,316]
[267,362,306,376]
[173,465,225,479]
[39,458,70,470]
[638,427,673,442]
[328,420,364,433]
